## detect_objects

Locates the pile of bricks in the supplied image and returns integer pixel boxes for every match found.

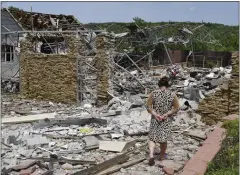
[196,54,239,125]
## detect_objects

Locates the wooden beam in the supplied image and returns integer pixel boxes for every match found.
[71,153,129,175]
[28,157,96,165]
[124,53,146,76]
[113,62,145,89]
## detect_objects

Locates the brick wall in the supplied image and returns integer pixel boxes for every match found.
[196,54,239,125]
[19,36,78,103]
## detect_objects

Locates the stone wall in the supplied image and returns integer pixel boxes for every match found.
[196,54,239,125]
[95,34,115,106]
[20,35,78,103]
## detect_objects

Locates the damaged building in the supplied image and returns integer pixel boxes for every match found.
[1,8,104,102]
[1,6,239,175]
[1,7,233,106]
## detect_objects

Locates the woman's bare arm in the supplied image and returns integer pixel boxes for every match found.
[146,93,159,117]
[164,95,180,117]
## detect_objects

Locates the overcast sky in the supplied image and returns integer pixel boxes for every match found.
[3,1,239,25]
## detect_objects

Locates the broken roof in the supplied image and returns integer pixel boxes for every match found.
[6,7,85,31]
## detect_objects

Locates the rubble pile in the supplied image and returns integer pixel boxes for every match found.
[113,63,232,101]
[196,55,239,125]
[1,91,215,175]
[1,54,236,174]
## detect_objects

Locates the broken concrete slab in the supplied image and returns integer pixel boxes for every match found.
[187,131,207,140]
[99,140,137,153]
[186,130,207,140]
[2,113,56,124]
[83,136,99,150]
[25,135,49,148]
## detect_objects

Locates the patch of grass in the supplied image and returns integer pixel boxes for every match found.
[206,168,239,175]
[206,119,239,175]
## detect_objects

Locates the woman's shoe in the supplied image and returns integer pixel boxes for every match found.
[148,157,155,166]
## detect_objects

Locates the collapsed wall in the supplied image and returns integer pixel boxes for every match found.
[20,35,78,103]
[196,54,239,125]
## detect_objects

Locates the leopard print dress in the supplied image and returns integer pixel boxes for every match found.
[148,89,175,143]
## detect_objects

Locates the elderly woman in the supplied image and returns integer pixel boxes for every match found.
[146,76,180,166]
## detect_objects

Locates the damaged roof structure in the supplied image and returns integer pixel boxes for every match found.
[7,7,83,31]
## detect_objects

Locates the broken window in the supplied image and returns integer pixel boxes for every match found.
[1,44,14,62]
[33,36,67,54]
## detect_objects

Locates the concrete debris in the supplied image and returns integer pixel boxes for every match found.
[2,113,56,124]
[99,140,137,153]
[83,136,99,150]
[1,61,234,175]
[25,135,50,148]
